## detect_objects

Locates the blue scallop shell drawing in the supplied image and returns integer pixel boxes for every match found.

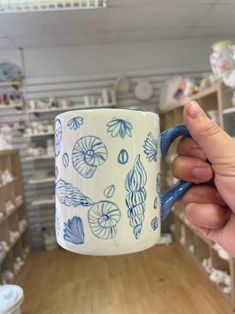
[118,149,129,165]
[151,217,158,231]
[62,153,69,168]
[64,216,85,245]
[55,118,62,157]
[125,155,147,239]
[88,201,121,240]
[72,136,108,179]
[67,116,84,130]
[56,179,93,207]
[143,132,158,162]
[106,118,133,139]
[104,185,115,198]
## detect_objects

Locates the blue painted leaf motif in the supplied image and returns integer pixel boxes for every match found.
[118,149,129,165]
[104,185,115,198]
[55,166,59,180]
[56,179,93,207]
[72,136,108,179]
[88,201,121,240]
[125,155,147,239]
[55,119,62,157]
[153,172,161,209]
[143,132,158,162]
[151,217,158,231]
[67,116,84,130]
[106,118,133,139]
[64,216,85,245]
[62,153,69,168]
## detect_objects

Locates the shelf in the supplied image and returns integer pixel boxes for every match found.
[0,103,24,110]
[24,132,54,138]
[26,155,54,161]
[0,201,23,225]
[29,177,54,184]
[27,103,115,114]
[159,82,225,114]
[32,198,55,206]
[0,81,21,88]
[0,176,22,189]
[223,107,235,115]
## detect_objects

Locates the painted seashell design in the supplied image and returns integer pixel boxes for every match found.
[118,149,129,164]
[154,172,161,209]
[55,118,62,157]
[143,132,158,162]
[62,153,69,168]
[151,217,158,231]
[88,201,121,240]
[64,216,85,245]
[104,185,115,198]
[106,118,133,139]
[56,179,92,207]
[67,116,84,130]
[72,136,108,179]
[125,154,147,239]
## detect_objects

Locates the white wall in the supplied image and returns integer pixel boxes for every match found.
[0,49,22,67]
[23,37,216,79]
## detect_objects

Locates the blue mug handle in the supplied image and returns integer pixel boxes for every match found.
[160,124,193,220]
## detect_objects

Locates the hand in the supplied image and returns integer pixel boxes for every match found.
[172,100,235,256]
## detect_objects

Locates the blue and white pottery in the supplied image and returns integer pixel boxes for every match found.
[55,108,192,256]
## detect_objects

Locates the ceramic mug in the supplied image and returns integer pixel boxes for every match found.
[55,109,192,255]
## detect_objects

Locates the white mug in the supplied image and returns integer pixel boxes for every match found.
[55,109,192,255]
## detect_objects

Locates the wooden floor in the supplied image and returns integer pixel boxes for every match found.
[16,243,234,314]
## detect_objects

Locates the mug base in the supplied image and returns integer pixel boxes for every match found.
[57,238,158,256]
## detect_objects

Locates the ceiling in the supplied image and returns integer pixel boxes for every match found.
[0,0,235,49]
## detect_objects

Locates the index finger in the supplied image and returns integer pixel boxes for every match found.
[177,137,207,160]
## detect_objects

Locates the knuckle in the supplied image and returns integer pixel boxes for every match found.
[199,121,221,138]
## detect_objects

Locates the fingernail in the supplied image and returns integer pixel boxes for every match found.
[192,166,213,181]
[189,148,205,160]
[186,101,205,119]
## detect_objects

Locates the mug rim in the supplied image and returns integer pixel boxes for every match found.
[55,107,159,120]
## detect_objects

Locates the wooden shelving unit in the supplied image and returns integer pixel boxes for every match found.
[159,81,235,309]
[0,150,29,284]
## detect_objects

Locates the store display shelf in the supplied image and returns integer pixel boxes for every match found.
[26,154,54,161]
[32,198,55,206]
[0,201,23,224]
[1,176,22,188]
[0,81,21,88]
[24,132,54,138]
[0,103,24,110]
[29,177,54,185]
[223,107,235,115]
[27,103,115,114]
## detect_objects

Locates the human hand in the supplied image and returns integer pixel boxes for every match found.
[172,100,235,256]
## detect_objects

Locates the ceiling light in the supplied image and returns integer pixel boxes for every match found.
[0,0,108,13]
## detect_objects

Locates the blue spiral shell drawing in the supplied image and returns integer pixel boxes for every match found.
[151,217,158,231]
[56,179,93,207]
[62,153,69,168]
[64,216,85,245]
[143,132,158,162]
[106,118,133,139]
[104,185,115,198]
[67,116,84,130]
[125,155,147,239]
[88,201,121,240]
[118,149,129,165]
[55,118,62,157]
[72,136,108,179]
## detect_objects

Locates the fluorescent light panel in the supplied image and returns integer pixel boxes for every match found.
[0,0,108,13]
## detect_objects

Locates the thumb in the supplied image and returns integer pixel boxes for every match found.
[183,100,235,168]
